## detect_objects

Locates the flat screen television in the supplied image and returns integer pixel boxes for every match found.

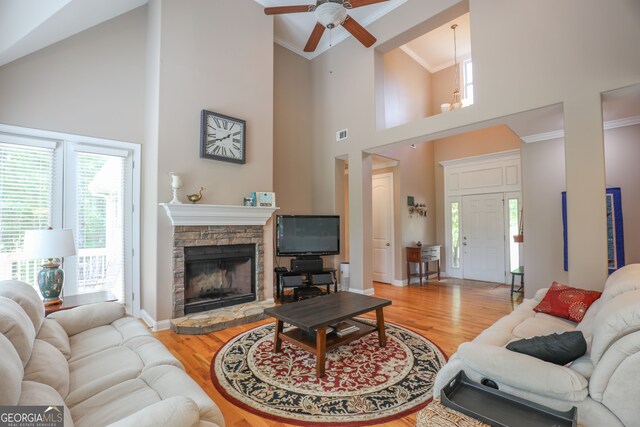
[276,215,340,257]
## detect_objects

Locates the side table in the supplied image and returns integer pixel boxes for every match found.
[45,290,118,316]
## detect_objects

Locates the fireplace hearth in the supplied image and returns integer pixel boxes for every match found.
[184,244,256,314]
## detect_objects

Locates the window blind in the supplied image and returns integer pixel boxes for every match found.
[0,142,55,283]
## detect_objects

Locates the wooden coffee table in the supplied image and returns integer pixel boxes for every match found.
[264,292,392,378]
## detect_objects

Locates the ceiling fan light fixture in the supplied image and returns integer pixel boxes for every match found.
[315,2,347,29]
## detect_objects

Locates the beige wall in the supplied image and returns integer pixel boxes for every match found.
[431,65,457,114]
[274,44,313,215]
[150,0,274,321]
[521,137,568,296]
[377,144,436,282]
[0,1,275,322]
[520,124,640,298]
[382,49,432,128]
[0,6,147,143]
[605,124,640,265]
[433,125,521,272]
[308,0,640,292]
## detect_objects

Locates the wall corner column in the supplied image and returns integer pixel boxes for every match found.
[348,152,373,294]
[564,92,608,290]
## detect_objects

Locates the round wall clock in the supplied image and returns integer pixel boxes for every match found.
[200,109,246,164]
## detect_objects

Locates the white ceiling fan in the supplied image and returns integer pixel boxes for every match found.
[264,0,389,52]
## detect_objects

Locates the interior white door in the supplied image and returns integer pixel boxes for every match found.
[372,174,393,284]
[462,193,505,283]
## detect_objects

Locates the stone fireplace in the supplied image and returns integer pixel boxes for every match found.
[162,203,278,327]
[172,225,264,318]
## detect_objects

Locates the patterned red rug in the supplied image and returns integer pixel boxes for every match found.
[210,319,447,426]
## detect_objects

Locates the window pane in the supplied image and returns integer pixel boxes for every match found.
[75,152,125,301]
[508,198,520,270]
[0,143,54,285]
[451,201,460,268]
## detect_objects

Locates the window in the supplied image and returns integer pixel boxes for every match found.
[0,130,138,314]
[463,59,473,105]
[0,140,58,285]
[451,201,460,268]
[508,198,521,270]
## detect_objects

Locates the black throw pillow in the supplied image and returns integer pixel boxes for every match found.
[506,331,587,365]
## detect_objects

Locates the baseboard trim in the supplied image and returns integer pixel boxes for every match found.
[392,279,408,287]
[348,287,375,296]
[139,309,170,332]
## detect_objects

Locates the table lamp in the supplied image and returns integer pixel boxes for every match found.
[23,228,77,305]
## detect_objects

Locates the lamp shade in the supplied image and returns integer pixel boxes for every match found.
[23,229,77,259]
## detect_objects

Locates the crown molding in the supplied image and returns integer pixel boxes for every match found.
[521,116,640,143]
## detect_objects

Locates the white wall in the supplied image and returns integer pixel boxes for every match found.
[308,0,640,293]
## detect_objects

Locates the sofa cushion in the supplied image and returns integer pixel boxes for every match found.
[591,290,640,364]
[506,331,587,365]
[600,264,640,307]
[105,396,201,427]
[512,313,576,339]
[19,381,74,427]
[68,317,152,362]
[0,280,45,333]
[0,296,36,366]
[37,318,71,359]
[533,282,602,323]
[24,339,70,398]
[48,302,125,336]
[0,333,23,405]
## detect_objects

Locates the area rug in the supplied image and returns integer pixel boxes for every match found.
[210,319,447,426]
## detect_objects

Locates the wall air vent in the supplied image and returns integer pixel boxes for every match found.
[336,129,348,141]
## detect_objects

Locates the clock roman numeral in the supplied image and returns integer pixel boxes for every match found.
[232,138,240,143]
[233,131,241,136]
[222,119,229,130]
[213,117,222,128]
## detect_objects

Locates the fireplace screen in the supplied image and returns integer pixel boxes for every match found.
[184,244,256,314]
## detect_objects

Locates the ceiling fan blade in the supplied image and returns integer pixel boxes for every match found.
[304,22,326,52]
[346,0,389,9]
[341,15,377,48]
[264,5,314,15]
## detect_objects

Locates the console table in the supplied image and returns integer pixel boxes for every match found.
[45,290,118,316]
[406,245,441,285]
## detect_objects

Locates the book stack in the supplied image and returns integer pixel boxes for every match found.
[331,321,359,337]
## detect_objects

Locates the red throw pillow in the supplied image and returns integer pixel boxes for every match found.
[533,282,602,323]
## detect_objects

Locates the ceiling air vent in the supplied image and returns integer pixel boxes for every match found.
[336,129,348,141]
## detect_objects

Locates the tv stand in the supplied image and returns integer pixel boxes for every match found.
[291,256,323,272]
[274,266,337,302]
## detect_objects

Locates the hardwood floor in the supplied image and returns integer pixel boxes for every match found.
[155,279,522,426]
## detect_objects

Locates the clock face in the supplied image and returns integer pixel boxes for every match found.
[200,110,246,164]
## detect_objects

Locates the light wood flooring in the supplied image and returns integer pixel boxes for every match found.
[155,279,522,426]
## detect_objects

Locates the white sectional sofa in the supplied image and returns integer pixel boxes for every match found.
[0,280,225,427]
[434,264,640,427]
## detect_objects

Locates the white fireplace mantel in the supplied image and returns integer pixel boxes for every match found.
[160,203,278,226]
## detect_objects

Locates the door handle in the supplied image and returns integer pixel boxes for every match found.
[386,243,390,246]
[462,242,467,246]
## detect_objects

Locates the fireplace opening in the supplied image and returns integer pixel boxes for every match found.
[184,244,256,314]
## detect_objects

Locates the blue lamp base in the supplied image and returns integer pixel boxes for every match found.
[38,262,65,304]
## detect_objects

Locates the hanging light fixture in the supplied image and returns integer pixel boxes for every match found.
[441,23,463,113]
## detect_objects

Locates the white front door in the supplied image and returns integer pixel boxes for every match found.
[372,173,394,284]
[462,193,505,283]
